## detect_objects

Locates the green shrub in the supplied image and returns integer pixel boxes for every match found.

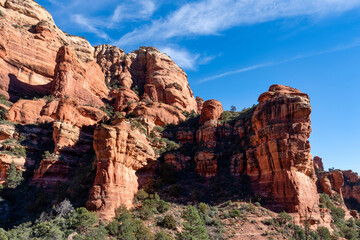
[340,226,358,240]
[135,189,149,202]
[155,231,173,240]
[331,207,345,222]
[139,203,154,220]
[153,126,164,132]
[32,222,63,240]
[107,220,121,236]
[261,218,275,226]
[0,228,7,240]
[317,226,331,240]
[5,161,23,189]
[157,200,170,213]
[198,202,210,215]
[73,226,108,240]
[0,95,12,107]
[229,209,241,218]
[100,103,114,117]
[73,207,98,233]
[276,212,292,225]
[178,206,209,240]
[134,219,155,240]
[160,138,180,153]
[162,215,176,230]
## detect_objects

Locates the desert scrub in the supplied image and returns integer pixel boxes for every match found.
[0,95,12,107]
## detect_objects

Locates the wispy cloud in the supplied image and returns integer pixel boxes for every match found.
[115,0,360,47]
[159,46,217,70]
[197,38,360,83]
[111,0,156,25]
[73,14,110,40]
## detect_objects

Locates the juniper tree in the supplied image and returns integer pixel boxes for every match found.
[5,161,23,189]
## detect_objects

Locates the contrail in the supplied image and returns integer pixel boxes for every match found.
[197,39,360,84]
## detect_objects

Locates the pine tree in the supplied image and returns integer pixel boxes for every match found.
[178,206,209,240]
[5,161,23,189]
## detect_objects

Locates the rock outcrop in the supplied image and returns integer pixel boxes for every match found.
[165,84,320,222]
[251,85,317,218]
[319,170,344,198]
[0,0,95,100]
[7,98,107,127]
[51,46,108,107]
[0,153,25,184]
[94,45,198,113]
[342,170,360,211]
[86,119,155,220]
[314,156,324,172]
[194,100,223,177]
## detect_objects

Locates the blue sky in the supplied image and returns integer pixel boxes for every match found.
[38,0,360,173]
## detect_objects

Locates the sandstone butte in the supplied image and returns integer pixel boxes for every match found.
[0,0,359,232]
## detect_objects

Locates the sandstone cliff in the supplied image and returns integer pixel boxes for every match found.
[86,119,155,220]
[0,1,359,231]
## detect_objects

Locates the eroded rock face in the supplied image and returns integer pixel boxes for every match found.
[53,121,81,153]
[86,120,155,220]
[199,100,223,125]
[7,98,108,127]
[0,1,95,99]
[251,85,316,218]
[51,46,108,107]
[167,85,320,221]
[319,170,344,198]
[314,156,324,172]
[342,171,360,211]
[94,45,198,113]
[0,153,25,184]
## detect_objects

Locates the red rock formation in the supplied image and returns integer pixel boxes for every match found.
[342,170,360,210]
[7,98,107,127]
[194,100,223,177]
[131,102,186,126]
[0,0,95,99]
[111,88,139,112]
[52,121,81,153]
[32,154,73,187]
[319,170,344,197]
[196,96,205,113]
[0,153,25,184]
[86,120,155,220]
[199,100,223,125]
[250,85,317,219]
[0,124,15,140]
[313,156,324,172]
[94,45,198,113]
[51,46,108,107]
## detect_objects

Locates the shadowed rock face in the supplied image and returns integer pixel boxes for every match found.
[86,120,155,220]
[342,171,360,211]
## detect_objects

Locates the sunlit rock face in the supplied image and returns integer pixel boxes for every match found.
[86,120,155,221]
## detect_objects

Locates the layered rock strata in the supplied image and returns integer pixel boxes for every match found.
[86,120,155,220]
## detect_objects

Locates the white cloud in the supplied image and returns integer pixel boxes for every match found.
[159,46,217,70]
[73,14,110,39]
[159,46,200,70]
[197,38,360,83]
[111,0,156,24]
[115,0,360,46]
